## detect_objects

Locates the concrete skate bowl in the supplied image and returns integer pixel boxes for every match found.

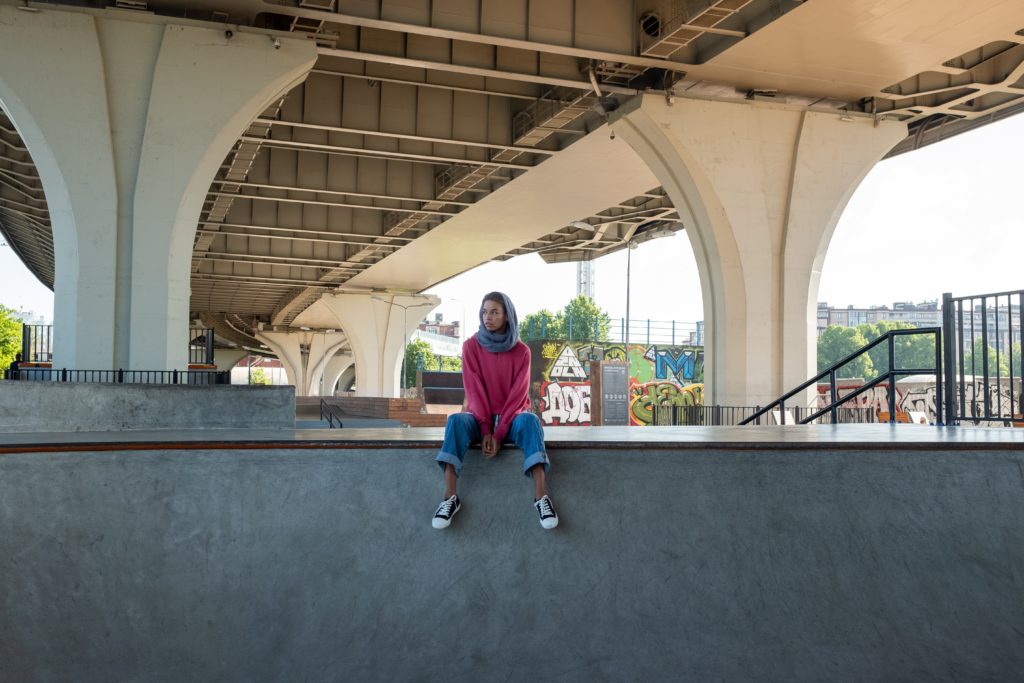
[2,446,1023,681]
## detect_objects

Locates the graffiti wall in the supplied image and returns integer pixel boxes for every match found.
[816,377,1022,425]
[527,341,704,426]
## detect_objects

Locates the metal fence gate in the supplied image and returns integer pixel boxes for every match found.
[942,290,1023,425]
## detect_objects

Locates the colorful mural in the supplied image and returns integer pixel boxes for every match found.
[527,340,704,426]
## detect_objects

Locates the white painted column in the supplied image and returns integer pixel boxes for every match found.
[308,333,350,396]
[612,95,906,405]
[336,365,357,393]
[321,354,354,396]
[253,331,306,391]
[319,293,440,397]
[256,329,349,397]
[213,348,249,374]
[0,6,316,369]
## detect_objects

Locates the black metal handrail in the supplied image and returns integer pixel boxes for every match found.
[740,327,943,426]
[942,290,1023,425]
[1,368,230,384]
[320,399,344,429]
[652,404,875,426]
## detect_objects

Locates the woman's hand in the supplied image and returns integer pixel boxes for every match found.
[481,434,501,458]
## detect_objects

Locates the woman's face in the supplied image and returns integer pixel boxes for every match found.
[481,299,507,333]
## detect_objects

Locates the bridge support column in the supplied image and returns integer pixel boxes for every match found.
[321,354,354,397]
[213,348,249,375]
[613,95,906,405]
[0,6,315,369]
[320,293,440,398]
[255,329,349,397]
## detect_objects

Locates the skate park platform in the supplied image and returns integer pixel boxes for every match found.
[2,425,1023,681]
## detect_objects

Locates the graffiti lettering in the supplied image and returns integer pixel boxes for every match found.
[527,340,704,427]
[629,381,703,425]
[540,381,591,426]
[643,345,700,382]
[549,345,588,381]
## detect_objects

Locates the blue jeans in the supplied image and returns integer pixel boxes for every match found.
[435,412,550,478]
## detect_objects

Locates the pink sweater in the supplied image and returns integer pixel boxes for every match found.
[462,335,531,443]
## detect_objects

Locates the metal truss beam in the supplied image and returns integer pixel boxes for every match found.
[211,180,474,207]
[262,119,557,156]
[207,191,460,216]
[247,136,537,169]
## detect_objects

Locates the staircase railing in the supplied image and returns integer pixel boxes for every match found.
[740,328,943,425]
[320,399,344,429]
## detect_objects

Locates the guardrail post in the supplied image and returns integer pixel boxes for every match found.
[829,369,838,423]
[942,292,956,425]
[173,369,179,385]
[117,369,124,383]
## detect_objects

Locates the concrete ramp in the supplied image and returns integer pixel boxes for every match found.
[3,447,1024,681]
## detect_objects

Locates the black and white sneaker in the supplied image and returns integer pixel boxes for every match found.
[533,495,559,529]
[432,494,461,529]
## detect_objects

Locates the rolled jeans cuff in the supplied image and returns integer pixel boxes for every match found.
[522,451,550,477]
[435,451,462,476]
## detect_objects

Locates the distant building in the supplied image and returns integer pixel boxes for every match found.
[818,299,1020,352]
[817,300,941,336]
[418,313,460,339]
[12,309,49,326]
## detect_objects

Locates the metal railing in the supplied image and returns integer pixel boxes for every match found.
[740,327,943,425]
[523,316,701,345]
[22,324,52,363]
[1,368,231,384]
[942,290,1023,425]
[654,404,875,426]
[320,399,344,428]
[189,327,215,366]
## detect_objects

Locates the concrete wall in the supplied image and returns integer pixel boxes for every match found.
[2,447,1023,681]
[0,383,294,432]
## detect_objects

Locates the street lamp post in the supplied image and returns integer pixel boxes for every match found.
[625,238,635,349]
[372,296,414,396]
[623,224,676,352]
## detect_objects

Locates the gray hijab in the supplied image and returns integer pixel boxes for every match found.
[476,292,519,353]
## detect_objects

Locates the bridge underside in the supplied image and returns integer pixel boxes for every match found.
[1,0,1022,391]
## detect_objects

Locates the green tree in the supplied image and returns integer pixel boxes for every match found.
[520,296,611,341]
[561,294,611,341]
[404,338,463,387]
[404,338,435,388]
[249,367,270,385]
[857,321,939,375]
[520,309,562,341]
[439,355,462,372]
[817,325,875,379]
[0,305,21,371]
[960,338,1010,378]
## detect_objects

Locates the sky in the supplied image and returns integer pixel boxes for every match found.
[2,112,1023,331]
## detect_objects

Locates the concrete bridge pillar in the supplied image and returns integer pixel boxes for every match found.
[0,5,315,370]
[212,348,249,375]
[255,329,349,397]
[320,293,440,398]
[612,95,906,405]
[322,353,354,397]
